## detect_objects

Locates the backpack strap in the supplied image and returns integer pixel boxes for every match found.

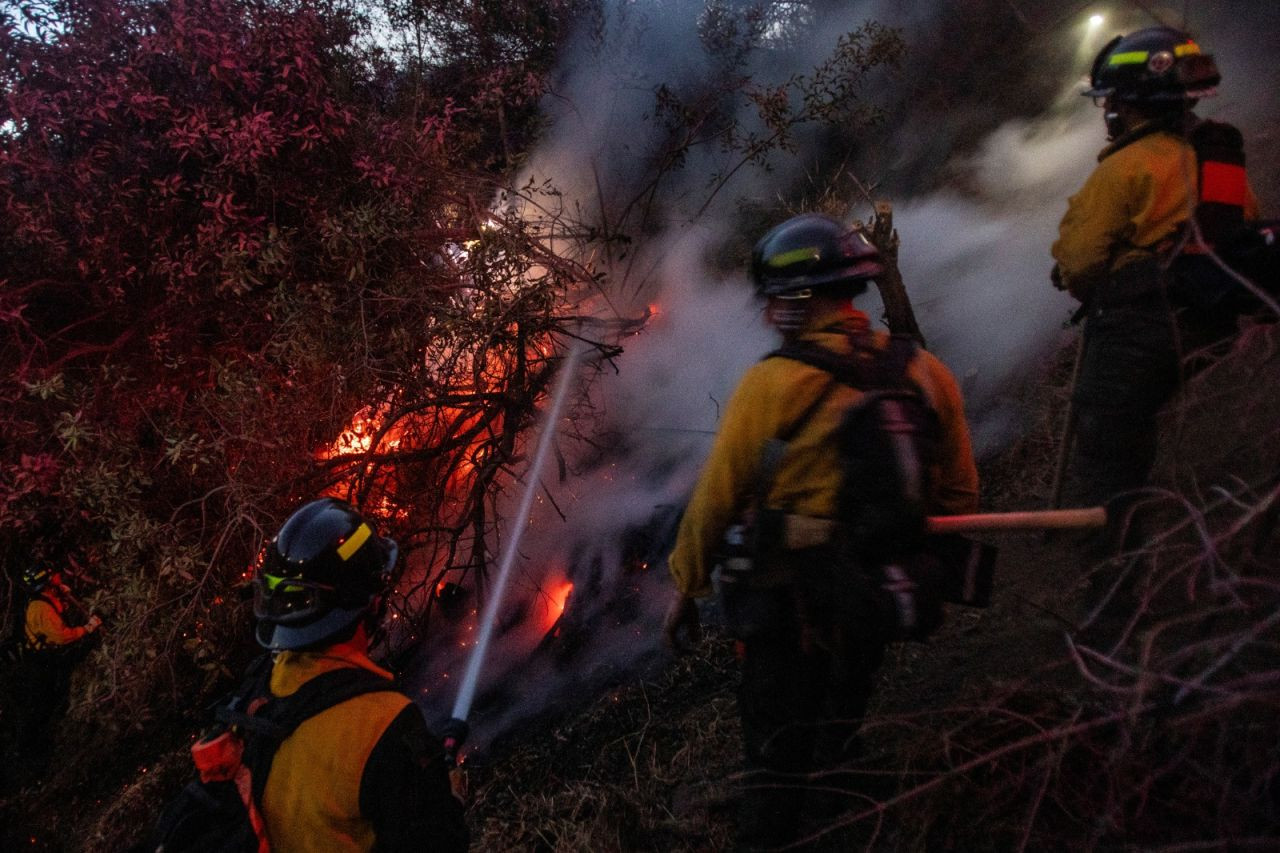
[216,663,399,811]
[873,334,918,390]
[768,331,918,393]
[754,342,843,510]
[752,331,919,512]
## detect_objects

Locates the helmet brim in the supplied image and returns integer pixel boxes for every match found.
[758,263,881,297]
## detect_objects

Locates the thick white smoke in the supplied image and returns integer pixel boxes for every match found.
[417,0,1280,747]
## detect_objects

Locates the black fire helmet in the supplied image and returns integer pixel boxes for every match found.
[253,497,399,651]
[1084,26,1219,103]
[751,213,884,299]
[19,565,55,594]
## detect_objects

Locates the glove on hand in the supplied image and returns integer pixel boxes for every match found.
[662,592,701,653]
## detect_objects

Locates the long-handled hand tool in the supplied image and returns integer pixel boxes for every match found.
[927,506,1107,534]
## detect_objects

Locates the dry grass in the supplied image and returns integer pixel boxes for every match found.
[466,638,741,852]
[469,321,1280,851]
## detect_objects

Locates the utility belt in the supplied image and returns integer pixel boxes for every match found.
[1095,248,1271,315]
[714,511,997,640]
[1092,258,1167,309]
[715,513,840,589]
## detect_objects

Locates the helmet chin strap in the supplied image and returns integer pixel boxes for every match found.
[1104,109,1125,141]
[363,591,391,648]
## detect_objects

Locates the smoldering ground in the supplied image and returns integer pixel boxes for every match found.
[410,0,1280,749]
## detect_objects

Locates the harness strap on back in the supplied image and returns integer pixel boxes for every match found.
[756,331,920,508]
[212,660,398,816]
[241,666,396,808]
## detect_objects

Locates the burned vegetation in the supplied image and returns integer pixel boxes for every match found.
[3,0,1279,851]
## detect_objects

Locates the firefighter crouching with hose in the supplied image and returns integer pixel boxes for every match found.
[1052,26,1263,521]
[147,498,468,852]
[243,498,467,851]
[662,213,979,850]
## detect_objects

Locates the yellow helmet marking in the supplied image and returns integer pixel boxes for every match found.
[768,246,821,268]
[1110,43,1199,67]
[337,523,372,561]
[1108,50,1149,66]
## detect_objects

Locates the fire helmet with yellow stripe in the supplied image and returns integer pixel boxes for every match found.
[751,213,884,299]
[1084,26,1220,103]
[253,498,399,650]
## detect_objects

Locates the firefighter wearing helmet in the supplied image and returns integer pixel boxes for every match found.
[248,498,468,852]
[1052,26,1262,515]
[1,563,102,789]
[663,213,978,849]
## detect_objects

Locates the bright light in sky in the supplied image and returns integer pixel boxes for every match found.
[1088,14,1105,29]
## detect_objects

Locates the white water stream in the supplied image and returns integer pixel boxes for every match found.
[449,340,586,722]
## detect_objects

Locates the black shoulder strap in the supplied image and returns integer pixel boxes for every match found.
[768,332,917,392]
[217,664,398,808]
[752,332,919,506]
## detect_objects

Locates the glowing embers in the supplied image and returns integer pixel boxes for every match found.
[542,580,574,636]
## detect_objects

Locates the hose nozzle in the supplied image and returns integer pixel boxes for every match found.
[439,716,469,767]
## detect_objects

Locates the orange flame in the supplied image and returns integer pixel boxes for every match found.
[543,580,573,631]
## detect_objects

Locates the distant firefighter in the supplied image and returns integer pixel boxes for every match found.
[1,564,102,790]
[1052,26,1263,513]
[663,213,979,850]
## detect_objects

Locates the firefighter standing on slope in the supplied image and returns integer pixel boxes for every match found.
[247,498,468,852]
[1053,26,1261,513]
[662,214,978,850]
[2,565,102,789]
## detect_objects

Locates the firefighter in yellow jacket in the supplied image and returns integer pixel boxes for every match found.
[1053,26,1261,509]
[2,565,102,788]
[664,213,978,849]
[249,498,468,852]
[22,565,102,651]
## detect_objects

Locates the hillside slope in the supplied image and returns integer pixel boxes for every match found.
[466,320,1280,851]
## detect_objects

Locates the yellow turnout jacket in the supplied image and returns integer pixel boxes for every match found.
[668,307,979,598]
[1052,122,1260,302]
[261,641,468,852]
[25,596,91,649]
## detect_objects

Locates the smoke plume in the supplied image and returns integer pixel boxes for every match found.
[415,0,1280,748]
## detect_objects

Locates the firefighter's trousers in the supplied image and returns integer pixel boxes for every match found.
[721,547,886,851]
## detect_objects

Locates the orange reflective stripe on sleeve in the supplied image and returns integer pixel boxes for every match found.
[1200,161,1248,206]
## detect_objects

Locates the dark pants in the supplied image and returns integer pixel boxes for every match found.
[1069,292,1236,510]
[723,549,886,851]
[1,651,79,792]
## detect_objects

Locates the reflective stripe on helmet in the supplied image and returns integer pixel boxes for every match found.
[1108,42,1199,66]
[767,246,822,268]
[336,523,372,560]
[1200,161,1247,206]
[1108,50,1150,66]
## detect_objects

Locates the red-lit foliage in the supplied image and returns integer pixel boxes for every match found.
[0,1,595,845]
